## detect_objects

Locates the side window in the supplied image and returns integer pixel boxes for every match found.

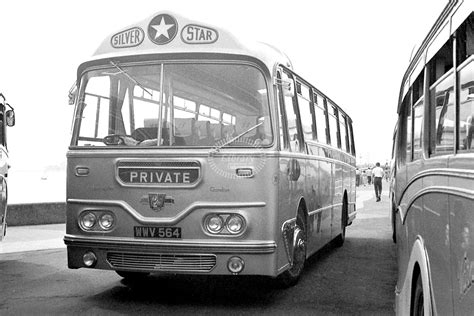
[0,104,5,146]
[296,81,314,141]
[278,70,300,151]
[313,92,328,144]
[428,37,454,155]
[173,96,197,119]
[413,100,424,160]
[405,96,413,162]
[456,16,474,149]
[412,71,424,161]
[458,59,474,151]
[430,72,454,155]
[339,112,348,153]
[328,103,340,148]
[391,123,398,161]
[348,119,355,155]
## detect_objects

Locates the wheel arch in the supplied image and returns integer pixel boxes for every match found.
[407,237,435,315]
[342,190,348,226]
[295,196,308,232]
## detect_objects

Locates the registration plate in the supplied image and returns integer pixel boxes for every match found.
[134,226,181,239]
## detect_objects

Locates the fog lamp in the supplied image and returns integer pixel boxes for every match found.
[206,215,224,234]
[83,251,97,267]
[80,212,97,230]
[226,215,245,234]
[227,256,245,274]
[99,213,115,230]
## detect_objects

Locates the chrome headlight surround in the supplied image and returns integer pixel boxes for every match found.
[226,214,246,235]
[203,213,246,236]
[78,210,115,232]
[98,213,115,230]
[204,214,225,234]
[79,211,97,231]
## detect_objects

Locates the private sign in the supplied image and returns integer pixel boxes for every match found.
[111,27,144,48]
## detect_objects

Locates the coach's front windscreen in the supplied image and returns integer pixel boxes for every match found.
[72,62,272,148]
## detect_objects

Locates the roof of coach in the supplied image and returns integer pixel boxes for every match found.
[86,11,292,72]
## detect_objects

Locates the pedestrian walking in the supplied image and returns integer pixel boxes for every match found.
[372,162,384,202]
[366,168,372,185]
[356,168,361,187]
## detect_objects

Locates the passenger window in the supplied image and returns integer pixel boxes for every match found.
[280,70,300,151]
[430,72,455,155]
[458,59,474,151]
[339,113,348,153]
[313,93,328,144]
[413,99,424,160]
[348,120,355,155]
[405,97,412,162]
[297,81,313,141]
[328,103,340,148]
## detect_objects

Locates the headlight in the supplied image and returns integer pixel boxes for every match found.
[80,212,97,230]
[205,215,224,234]
[226,214,245,234]
[99,213,115,230]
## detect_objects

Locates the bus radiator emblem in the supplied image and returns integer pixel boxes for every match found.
[147,193,174,211]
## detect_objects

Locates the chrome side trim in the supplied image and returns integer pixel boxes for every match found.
[348,210,357,222]
[308,205,332,217]
[399,168,474,206]
[67,199,266,225]
[402,186,474,224]
[64,235,276,254]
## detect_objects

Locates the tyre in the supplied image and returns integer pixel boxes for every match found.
[277,216,307,288]
[334,198,348,247]
[116,271,150,280]
[391,208,397,243]
[411,274,424,316]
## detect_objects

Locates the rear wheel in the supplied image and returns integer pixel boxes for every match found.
[277,213,307,288]
[411,274,424,316]
[334,197,348,247]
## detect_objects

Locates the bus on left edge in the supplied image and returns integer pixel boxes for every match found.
[0,93,15,241]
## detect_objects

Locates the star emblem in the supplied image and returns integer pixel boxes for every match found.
[148,14,178,45]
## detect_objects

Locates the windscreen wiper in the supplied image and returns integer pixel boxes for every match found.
[109,61,153,97]
[211,122,263,153]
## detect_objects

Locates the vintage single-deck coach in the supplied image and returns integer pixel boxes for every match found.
[0,93,15,241]
[391,0,474,314]
[64,11,356,286]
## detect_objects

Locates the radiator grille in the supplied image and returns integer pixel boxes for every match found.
[107,252,216,272]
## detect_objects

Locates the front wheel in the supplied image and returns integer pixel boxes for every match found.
[277,224,306,287]
[411,274,424,316]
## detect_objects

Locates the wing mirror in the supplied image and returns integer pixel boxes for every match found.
[6,107,15,127]
[68,82,77,105]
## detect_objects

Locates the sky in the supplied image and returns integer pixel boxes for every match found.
[0,0,448,171]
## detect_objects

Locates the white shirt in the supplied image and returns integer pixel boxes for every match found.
[372,166,384,178]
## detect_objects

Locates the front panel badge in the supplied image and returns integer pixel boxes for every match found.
[142,193,175,211]
[148,14,178,45]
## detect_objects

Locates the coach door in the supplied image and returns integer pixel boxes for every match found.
[277,68,306,240]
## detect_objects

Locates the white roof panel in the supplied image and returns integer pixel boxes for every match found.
[90,11,292,71]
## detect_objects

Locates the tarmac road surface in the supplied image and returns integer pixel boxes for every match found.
[0,186,396,315]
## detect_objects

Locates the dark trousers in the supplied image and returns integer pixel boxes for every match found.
[374,177,382,198]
